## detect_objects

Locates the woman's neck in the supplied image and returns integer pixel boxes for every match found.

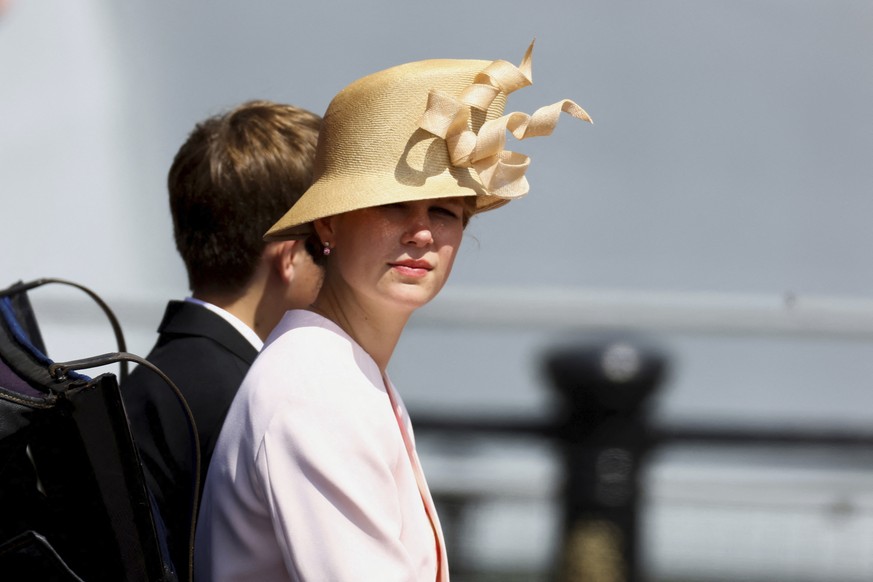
[310,289,410,373]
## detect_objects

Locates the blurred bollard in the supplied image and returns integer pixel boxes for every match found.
[545,336,667,582]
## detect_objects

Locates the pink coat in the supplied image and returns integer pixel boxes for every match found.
[195,310,448,581]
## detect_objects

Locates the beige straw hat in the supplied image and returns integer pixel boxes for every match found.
[265,41,591,241]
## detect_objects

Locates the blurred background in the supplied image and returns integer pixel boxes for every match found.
[3,1,873,580]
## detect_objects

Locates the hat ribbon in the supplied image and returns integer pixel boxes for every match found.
[419,42,592,200]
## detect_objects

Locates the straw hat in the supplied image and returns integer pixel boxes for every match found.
[265,42,591,241]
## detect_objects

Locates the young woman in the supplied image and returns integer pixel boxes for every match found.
[194,42,590,582]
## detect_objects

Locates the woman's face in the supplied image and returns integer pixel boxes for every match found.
[322,197,467,314]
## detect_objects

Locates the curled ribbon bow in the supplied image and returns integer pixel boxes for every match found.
[419,41,592,200]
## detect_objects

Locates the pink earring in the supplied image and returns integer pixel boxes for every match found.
[322,241,332,256]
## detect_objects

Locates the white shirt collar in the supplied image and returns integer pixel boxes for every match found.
[185,297,264,351]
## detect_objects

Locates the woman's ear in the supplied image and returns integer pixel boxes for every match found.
[312,217,335,245]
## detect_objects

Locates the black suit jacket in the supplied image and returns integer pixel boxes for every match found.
[122,300,258,580]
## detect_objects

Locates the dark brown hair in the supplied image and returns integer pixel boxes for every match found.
[168,100,321,294]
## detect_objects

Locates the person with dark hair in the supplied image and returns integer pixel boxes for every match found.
[194,44,590,581]
[122,100,322,580]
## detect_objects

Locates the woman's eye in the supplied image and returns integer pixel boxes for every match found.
[431,205,460,219]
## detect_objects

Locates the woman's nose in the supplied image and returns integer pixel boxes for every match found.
[402,210,434,246]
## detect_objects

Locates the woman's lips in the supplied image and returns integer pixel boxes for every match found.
[390,260,432,277]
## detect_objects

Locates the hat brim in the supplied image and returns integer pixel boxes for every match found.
[264,136,507,240]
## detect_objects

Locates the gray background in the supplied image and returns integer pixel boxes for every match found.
[3,1,873,577]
